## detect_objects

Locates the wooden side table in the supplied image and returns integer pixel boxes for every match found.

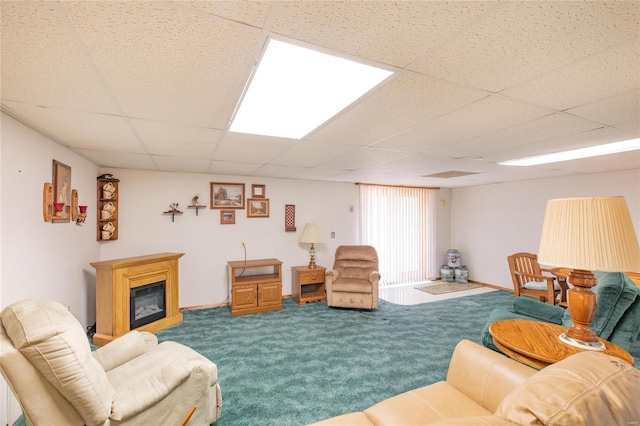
[291,265,326,305]
[489,319,634,369]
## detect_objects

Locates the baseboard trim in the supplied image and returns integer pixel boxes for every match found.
[180,284,511,312]
[181,294,293,312]
[469,279,513,292]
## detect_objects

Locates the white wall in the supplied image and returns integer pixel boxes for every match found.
[1,113,101,320]
[1,112,101,426]
[451,169,640,290]
[96,168,362,308]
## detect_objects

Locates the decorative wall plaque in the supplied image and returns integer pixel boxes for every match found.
[285,204,296,232]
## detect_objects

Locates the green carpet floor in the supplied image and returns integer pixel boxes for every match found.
[153,290,639,425]
[11,290,640,426]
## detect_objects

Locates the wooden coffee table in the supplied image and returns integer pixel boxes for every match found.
[489,319,635,369]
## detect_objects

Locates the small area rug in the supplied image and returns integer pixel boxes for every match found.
[415,282,482,295]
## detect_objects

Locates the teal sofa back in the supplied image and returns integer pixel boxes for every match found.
[482,272,640,352]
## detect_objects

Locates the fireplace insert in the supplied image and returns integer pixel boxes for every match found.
[130,281,166,329]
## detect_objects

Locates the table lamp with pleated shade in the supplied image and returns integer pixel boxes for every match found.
[299,223,323,269]
[538,196,640,350]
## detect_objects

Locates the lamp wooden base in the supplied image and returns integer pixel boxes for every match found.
[565,269,599,344]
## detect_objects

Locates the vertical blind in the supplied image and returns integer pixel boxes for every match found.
[359,184,437,287]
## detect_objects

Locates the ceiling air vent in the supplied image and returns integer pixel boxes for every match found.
[422,171,479,179]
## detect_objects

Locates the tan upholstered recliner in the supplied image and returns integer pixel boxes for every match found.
[325,245,381,310]
[0,299,222,426]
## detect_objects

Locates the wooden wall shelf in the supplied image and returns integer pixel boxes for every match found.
[97,175,119,241]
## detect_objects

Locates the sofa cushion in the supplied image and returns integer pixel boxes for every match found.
[1,299,114,425]
[496,351,640,425]
[364,381,493,425]
[561,271,639,338]
[606,292,640,351]
[431,416,516,425]
[311,412,374,425]
[331,278,374,294]
[481,308,538,352]
[512,296,564,324]
[522,281,561,291]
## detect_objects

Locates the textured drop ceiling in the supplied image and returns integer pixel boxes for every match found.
[1,1,638,188]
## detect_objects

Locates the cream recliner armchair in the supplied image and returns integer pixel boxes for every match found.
[0,299,222,426]
[326,245,381,310]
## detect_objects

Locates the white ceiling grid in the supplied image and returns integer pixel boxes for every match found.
[1,1,638,188]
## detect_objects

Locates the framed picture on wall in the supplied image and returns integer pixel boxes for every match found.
[251,184,266,198]
[52,160,71,222]
[220,210,235,224]
[210,182,245,209]
[247,198,270,218]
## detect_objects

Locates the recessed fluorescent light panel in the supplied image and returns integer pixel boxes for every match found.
[229,39,393,139]
[499,138,640,166]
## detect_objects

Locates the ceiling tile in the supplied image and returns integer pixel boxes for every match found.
[251,164,308,178]
[535,150,640,174]
[309,72,488,146]
[208,160,262,176]
[318,147,409,170]
[76,150,156,170]
[372,95,550,153]
[173,1,272,28]
[410,2,640,92]
[214,133,296,163]
[3,101,145,153]
[566,89,640,129]
[356,153,453,175]
[290,167,352,181]
[272,1,492,68]
[431,112,603,158]
[502,40,640,111]
[130,119,221,159]
[0,2,120,114]
[61,1,261,128]
[462,166,574,185]
[483,127,640,164]
[269,141,358,167]
[151,155,211,173]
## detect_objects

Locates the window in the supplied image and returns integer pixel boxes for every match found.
[359,184,437,286]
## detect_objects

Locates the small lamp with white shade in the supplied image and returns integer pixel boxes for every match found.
[537,196,640,350]
[299,223,323,269]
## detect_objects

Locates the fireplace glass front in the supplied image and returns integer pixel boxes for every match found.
[130,281,166,329]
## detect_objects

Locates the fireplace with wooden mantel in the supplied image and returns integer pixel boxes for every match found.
[90,252,184,346]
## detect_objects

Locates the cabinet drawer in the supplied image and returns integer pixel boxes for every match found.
[299,270,325,284]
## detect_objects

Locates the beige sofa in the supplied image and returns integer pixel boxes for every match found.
[0,299,222,426]
[312,339,640,425]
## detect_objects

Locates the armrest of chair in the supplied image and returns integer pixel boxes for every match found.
[447,340,536,413]
[515,271,561,303]
[325,269,340,285]
[368,271,381,285]
[92,331,158,371]
[110,361,195,421]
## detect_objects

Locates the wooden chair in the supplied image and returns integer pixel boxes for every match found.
[508,252,567,306]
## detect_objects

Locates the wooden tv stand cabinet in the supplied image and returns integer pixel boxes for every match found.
[228,258,282,316]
